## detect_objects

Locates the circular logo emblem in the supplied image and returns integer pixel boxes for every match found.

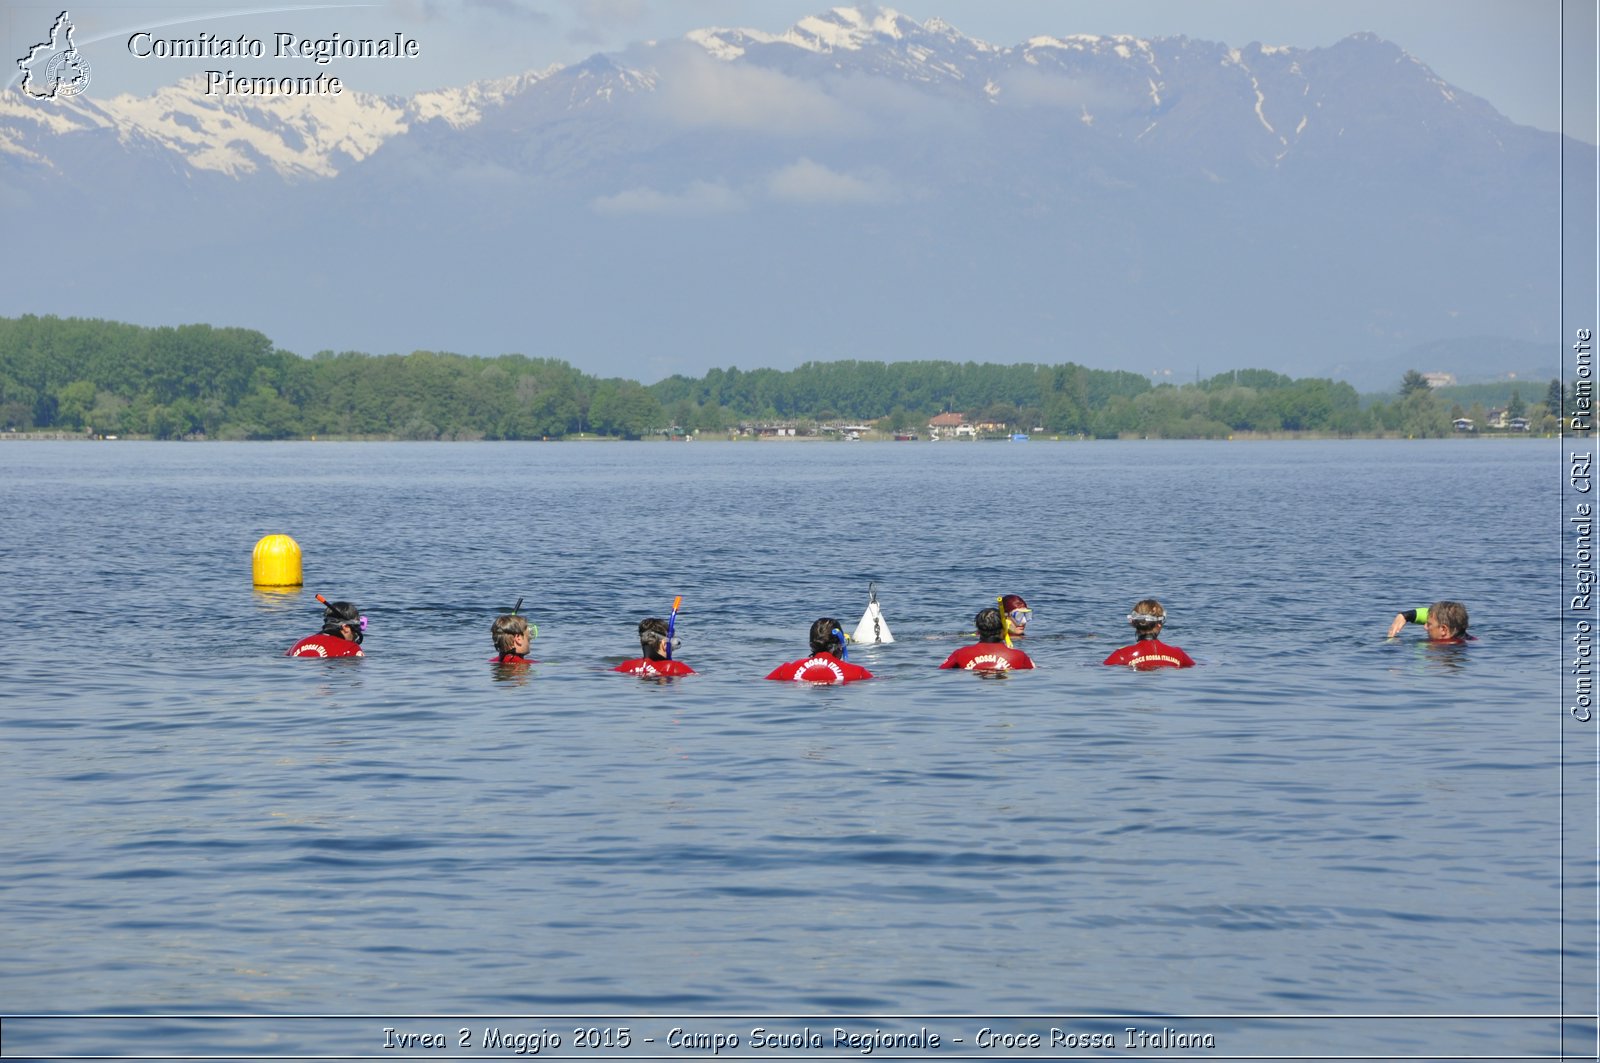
[45,49,91,97]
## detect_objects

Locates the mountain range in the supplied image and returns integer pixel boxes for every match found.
[1,6,1579,390]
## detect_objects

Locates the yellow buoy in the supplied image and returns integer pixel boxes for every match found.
[253,534,303,588]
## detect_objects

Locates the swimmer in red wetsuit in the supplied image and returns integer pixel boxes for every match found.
[490,612,537,664]
[1386,600,1474,643]
[765,617,873,683]
[614,617,695,678]
[940,607,1035,671]
[1102,598,1195,669]
[286,598,366,658]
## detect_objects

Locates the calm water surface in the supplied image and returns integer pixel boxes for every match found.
[0,439,1585,1058]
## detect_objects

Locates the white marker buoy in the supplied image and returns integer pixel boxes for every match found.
[852,582,894,644]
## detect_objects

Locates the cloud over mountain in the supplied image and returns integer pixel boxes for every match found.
[766,158,898,203]
[592,178,745,214]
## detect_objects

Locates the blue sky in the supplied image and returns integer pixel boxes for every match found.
[11,0,1595,140]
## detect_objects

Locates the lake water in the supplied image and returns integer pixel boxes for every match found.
[0,439,1592,1060]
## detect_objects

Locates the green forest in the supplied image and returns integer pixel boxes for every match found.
[0,315,1567,441]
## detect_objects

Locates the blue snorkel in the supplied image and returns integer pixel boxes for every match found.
[666,595,682,660]
[833,627,848,661]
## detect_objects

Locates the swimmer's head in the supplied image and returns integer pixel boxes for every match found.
[1000,594,1031,635]
[975,607,1005,642]
[809,617,845,656]
[321,600,365,644]
[638,617,680,660]
[491,613,534,655]
[1427,600,1468,639]
[1128,599,1166,636]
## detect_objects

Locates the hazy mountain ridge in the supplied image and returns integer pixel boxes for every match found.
[0,6,1574,385]
[0,9,1537,184]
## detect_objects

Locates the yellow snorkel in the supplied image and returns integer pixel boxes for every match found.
[997,596,1012,647]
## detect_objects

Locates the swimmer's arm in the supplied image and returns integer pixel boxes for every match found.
[1385,607,1426,638]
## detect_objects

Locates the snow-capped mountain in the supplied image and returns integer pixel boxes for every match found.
[0,6,1577,385]
[1,8,1518,183]
[0,66,556,178]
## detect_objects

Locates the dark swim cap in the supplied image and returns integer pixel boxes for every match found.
[809,617,844,656]
[975,607,1005,641]
[321,600,364,644]
[639,617,679,657]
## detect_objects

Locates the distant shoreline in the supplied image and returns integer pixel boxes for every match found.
[0,431,1561,444]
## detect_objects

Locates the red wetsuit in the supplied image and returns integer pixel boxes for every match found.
[614,658,695,677]
[1102,639,1195,669]
[287,633,364,658]
[491,654,536,664]
[765,652,873,684]
[939,642,1035,671]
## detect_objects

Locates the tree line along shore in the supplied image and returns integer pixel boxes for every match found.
[0,315,1568,442]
